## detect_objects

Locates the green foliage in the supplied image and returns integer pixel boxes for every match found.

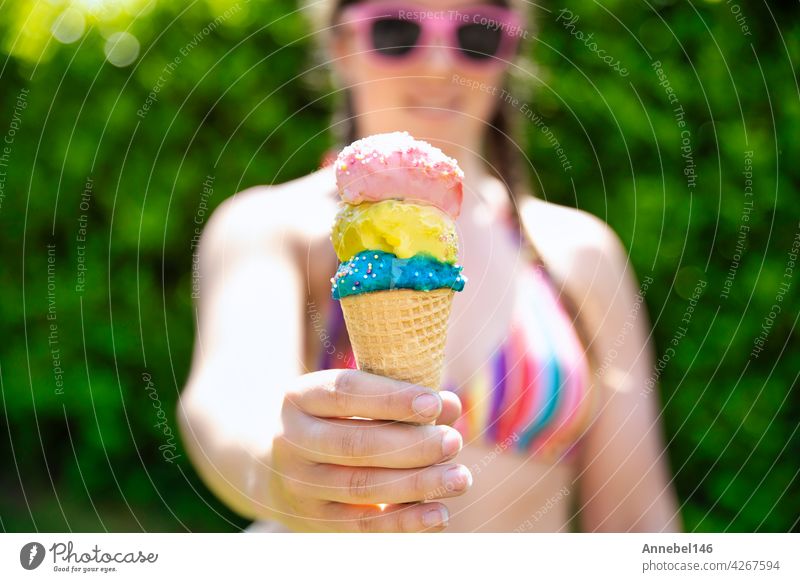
[0,0,797,532]
[524,0,799,532]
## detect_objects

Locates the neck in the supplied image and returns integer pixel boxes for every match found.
[434,141,493,218]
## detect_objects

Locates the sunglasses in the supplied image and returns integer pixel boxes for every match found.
[339,2,522,68]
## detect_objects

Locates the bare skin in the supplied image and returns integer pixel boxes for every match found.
[177,164,681,532]
[176,0,682,532]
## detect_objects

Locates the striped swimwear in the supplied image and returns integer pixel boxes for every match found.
[318,215,598,464]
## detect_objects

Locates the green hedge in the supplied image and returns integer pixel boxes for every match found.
[0,0,797,531]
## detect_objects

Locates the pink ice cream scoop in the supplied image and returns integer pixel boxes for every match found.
[335,131,464,219]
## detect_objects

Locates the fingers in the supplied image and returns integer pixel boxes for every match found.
[298,463,472,504]
[282,409,463,468]
[321,501,451,532]
[436,390,462,426]
[288,369,446,423]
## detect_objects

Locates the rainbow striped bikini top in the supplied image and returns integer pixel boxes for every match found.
[318,215,597,464]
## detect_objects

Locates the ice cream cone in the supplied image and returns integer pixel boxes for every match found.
[331,132,467,395]
[339,287,454,391]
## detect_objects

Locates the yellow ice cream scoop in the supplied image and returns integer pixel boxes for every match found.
[332,199,458,264]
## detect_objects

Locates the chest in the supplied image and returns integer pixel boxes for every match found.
[442,220,529,389]
[307,223,594,462]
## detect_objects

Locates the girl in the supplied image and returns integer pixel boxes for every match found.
[177,0,682,532]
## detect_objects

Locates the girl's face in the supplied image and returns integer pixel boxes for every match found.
[330,0,520,154]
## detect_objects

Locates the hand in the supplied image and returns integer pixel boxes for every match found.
[267,369,471,532]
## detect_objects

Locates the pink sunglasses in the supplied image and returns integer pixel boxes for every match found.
[339,2,523,68]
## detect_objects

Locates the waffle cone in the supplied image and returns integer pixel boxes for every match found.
[339,288,454,390]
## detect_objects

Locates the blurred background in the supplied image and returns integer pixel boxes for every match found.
[0,0,797,532]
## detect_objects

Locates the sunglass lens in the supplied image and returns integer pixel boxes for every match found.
[457,23,503,60]
[371,18,420,56]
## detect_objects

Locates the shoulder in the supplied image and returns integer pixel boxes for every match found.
[523,201,681,532]
[518,196,633,316]
[199,165,338,261]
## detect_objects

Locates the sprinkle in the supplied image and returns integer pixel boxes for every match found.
[414,271,419,276]
[428,272,433,277]
[363,275,368,279]
[374,254,379,259]
[372,274,376,278]
[354,268,358,272]
[354,281,360,286]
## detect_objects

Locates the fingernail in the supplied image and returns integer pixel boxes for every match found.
[444,465,472,491]
[422,506,449,528]
[412,393,440,418]
[441,429,462,457]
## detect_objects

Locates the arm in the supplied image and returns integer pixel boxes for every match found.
[566,214,682,532]
[176,182,469,531]
[177,187,304,521]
